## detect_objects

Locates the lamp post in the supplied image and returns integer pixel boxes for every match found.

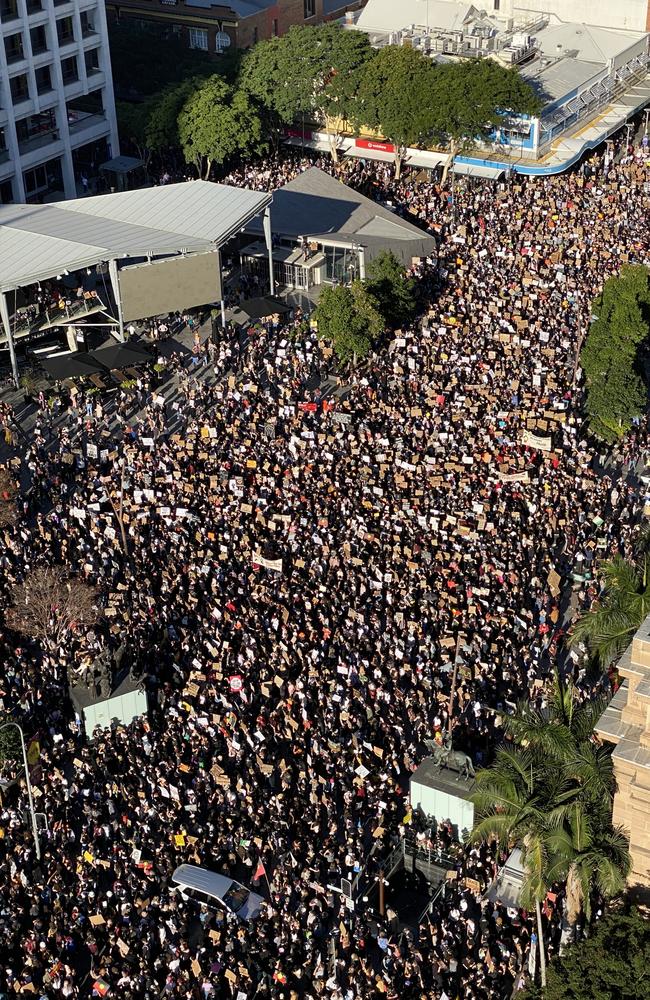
[0,722,41,861]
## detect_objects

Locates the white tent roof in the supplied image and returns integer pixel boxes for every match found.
[0,181,271,293]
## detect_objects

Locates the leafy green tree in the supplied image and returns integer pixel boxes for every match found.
[351,45,437,178]
[115,100,154,167]
[366,251,417,330]
[178,76,265,179]
[316,281,384,363]
[0,718,21,772]
[571,531,650,666]
[520,907,650,1000]
[430,59,541,183]
[470,675,630,987]
[240,25,372,155]
[580,265,650,441]
[316,27,374,160]
[146,79,199,154]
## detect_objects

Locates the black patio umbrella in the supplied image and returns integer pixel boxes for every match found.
[88,342,153,371]
[228,297,293,325]
[40,352,106,380]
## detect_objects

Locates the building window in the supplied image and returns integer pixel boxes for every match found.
[0,0,19,24]
[494,0,500,8]
[272,17,278,35]
[30,25,48,56]
[61,55,78,83]
[189,26,208,50]
[35,65,52,95]
[80,10,95,36]
[4,32,24,64]
[9,74,29,103]
[0,180,13,204]
[26,0,43,12]
[304,0,315,17]
[215,29,231,53]
[84,48,100,75]
[23,163,48,196]
[56,16,74,45]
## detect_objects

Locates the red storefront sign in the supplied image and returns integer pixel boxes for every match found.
[355,138,396,153]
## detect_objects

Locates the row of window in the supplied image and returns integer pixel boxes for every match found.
[7,48,100,104]
[3,12,95,64]
[1,0,76,19]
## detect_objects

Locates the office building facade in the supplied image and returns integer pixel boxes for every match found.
[0,0,119,203]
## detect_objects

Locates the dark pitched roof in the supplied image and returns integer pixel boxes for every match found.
[262,167,434,247]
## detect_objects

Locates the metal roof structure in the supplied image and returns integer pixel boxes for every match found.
[0,181,272,294]
[248,167,435,253]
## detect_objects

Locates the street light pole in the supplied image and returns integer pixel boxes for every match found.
[0,722,41,861]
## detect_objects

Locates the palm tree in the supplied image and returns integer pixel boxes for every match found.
[545,813,631,926]
[469,674,631,988]
[571,539,650,667]
[470,744,552,985]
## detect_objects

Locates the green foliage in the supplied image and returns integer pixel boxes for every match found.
[352,45,437,152]
[470,674,630,920]
[580,265,650,441]
[366,251,417,330]
[520,907,650,1000]
[178,75,265,177]
[316,26,374,126]
[571,532,650,666]
[316,281,384,363]
[146,80,199,152]
[430,59,541,145]
[0,721,21,768]
[240,24,373,145]
[115,100,153,161]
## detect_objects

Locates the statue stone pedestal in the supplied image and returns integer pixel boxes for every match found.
[410,756,475,839]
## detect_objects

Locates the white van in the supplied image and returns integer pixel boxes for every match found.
[171,864,265,921]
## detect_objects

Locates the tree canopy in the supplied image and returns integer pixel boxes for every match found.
[470,674,629,924]
[351,46,437,174]
[521,907,650,1000]
[580,265,650,441]
[178,76,265,178]
[366,251,417,331]
[431,58,541,145]
[240,24,373,148]
[316,281,384,363]
[571,529,650,666]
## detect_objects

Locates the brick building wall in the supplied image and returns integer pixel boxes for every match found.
[110,0,332,53]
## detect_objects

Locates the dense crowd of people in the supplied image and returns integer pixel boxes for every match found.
[0,132,648,1000]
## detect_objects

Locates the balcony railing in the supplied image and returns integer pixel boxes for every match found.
[18,128,59,154]
[67,110,105,134]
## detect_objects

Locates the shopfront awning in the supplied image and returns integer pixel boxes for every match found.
[453,162,506,179]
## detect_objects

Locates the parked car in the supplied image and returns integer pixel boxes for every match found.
[171,864,265,921]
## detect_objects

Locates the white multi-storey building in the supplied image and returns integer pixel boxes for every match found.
[0,0,119,203]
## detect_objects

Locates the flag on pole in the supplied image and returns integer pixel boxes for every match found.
[254,861,266,880]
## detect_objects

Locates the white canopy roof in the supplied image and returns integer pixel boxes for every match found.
[0,181,271,293]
